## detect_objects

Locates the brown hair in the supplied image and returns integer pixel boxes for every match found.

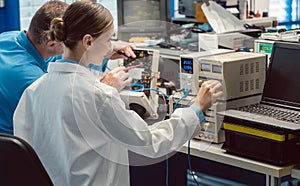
[28,0,68,44]
[48,1,114,50]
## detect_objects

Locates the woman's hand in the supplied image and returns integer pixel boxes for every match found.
[194,80,223,112]
[109,45,136,60]
[100,67,132,92]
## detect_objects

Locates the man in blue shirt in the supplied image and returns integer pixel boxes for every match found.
[0,1,136,135]
[0,1,68,134]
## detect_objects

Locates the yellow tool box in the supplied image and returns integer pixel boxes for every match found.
[221,120,300,166]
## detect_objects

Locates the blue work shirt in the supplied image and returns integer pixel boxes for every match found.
[0,30,60,134]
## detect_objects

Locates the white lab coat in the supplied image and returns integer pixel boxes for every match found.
[13,62,201,186]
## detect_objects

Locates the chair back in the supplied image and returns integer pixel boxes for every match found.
[0,133,53,186]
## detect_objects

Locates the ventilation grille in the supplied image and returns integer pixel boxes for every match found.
[239,79,260,92]
[250,79,254,90]
[240,64,244,75]
[255,78,259,89]
[250,63,254,74]
[240,81,243,92]
[238,61,262,92]
[256,62,260,72]
[245,63,249,74]
[240,62,260,75]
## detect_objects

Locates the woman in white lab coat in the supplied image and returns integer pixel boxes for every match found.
[13,1,223,186]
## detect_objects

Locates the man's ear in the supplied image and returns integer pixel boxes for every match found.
[46,40,60,53]
[82,34,93,49]
[45,40,63,57]
[46,40,56,48]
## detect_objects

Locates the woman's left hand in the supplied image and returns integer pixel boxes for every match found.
[100,67,132,92]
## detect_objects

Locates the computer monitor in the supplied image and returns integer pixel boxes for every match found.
[254,39,275,66]
[117,0,171,41]
[262,41,300,108]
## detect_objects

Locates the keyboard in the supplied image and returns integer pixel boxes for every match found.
[236,104,300,123]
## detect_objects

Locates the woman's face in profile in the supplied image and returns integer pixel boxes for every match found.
[80,24,115,66]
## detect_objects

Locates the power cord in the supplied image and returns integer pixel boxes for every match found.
[172,88,201,185]
[166,88,190,186]
[188,140,200,186]
[166,154,169,186]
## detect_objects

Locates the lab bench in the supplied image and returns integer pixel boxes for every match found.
[180,139,295,186]
[130,140,295,186]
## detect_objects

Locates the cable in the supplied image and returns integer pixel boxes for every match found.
[166,154,169,186]
[173,88,189,110]
[129,85,171,186]
[130,86,170,100]
[129,87,192,186]
[144,88,170,99]
[164,88,190,186]
[129,83,145,92]
[188,140,200,186]
[172,89,201,185]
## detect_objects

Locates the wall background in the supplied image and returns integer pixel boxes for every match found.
[0,0,20,33]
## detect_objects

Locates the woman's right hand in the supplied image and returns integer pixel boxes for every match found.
[194,80,223,112]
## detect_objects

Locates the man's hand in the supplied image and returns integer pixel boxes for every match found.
[100,67,132,92]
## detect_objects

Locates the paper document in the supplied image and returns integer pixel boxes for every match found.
[202,1,245,33]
